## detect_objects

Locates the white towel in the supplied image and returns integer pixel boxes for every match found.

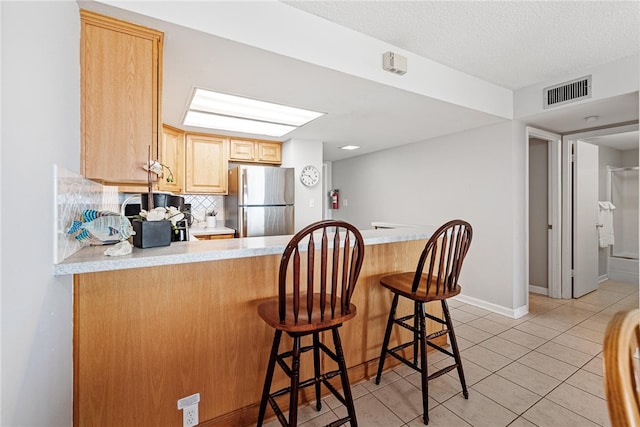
[598,201,616,248]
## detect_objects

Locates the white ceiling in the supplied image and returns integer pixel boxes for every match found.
[84,1,640,160]
[283,1,640,91]
[586,131,639,151]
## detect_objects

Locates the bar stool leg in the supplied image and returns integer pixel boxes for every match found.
[413,301,421,366]
[418,303,429,425]
[375,294,399,384]
[333,328,358,427]
[257,330,282,426]
[289,336,302,426]
[312,332,322,411]
[442,300,469,399]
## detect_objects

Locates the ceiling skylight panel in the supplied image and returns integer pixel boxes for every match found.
[188,88,324,129]
[183,111,296,137]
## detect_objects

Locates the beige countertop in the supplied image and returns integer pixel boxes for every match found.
[53,225,437,276]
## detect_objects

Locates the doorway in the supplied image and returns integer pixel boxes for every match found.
[527,127,562,299]
[562,123,640,297]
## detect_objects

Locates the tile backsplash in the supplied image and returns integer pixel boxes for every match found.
[54,164,226,263]
[184,194,224,224]
[54,165,120,263]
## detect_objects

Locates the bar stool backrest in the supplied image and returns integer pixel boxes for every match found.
[412,219,473,297]
[603,308,640,426]
[278,220,365,325]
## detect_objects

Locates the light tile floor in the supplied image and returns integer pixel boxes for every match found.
[263,280,638,427]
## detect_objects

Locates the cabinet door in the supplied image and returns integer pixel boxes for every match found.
[185,135,228,194]
[158,126,184,193]
[80,11,163,187]
[229,139,256,162]
[257,142,282,164]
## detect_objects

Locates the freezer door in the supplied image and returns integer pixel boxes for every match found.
[239,206,294,237]
[239,166,294,206]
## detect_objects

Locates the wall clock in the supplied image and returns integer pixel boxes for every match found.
[299,165,320,187]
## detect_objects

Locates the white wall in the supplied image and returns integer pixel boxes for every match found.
[514,55,639,119]
[281,138,324,231]
[332,121,527,314]
[621,149,639,168]
[1,2,78,425]
[599,146,622,200]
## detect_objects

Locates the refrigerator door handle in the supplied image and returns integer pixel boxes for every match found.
[241,168,249,204]
[242,208,247,237]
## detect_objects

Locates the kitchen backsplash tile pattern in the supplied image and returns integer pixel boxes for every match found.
[184,194,224,224]
[54,165,119,263]
[55,165,227,263]
[114,194,225,223]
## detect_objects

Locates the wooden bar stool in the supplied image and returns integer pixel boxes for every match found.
[602,308,640,426]
[374,219,473,425]
[257,220,365,427]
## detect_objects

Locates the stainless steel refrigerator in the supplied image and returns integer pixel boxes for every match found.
[225,165,295,237]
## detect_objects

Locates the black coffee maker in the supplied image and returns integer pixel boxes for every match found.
[123,193,190,242]
[140,193,185,211]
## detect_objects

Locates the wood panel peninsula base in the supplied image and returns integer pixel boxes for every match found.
[66,228,447,426]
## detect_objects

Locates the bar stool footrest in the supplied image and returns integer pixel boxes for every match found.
[427,364,457,382]
[386,347,422,373]
[267,395,288,426]
[327,416,354,427]
[425,339,454,358]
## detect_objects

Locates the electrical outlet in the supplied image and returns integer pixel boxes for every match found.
[178,393,200,427]
[183,403,198,427]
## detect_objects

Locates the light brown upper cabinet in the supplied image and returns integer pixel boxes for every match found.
[158,125,184,193]
[185,134,229,194]
[229,139,282,164]
[80,10,163,189]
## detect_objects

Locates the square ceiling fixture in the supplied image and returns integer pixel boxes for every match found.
[183,88,325,137]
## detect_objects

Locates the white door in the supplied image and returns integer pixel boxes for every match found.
[573,140,599,297]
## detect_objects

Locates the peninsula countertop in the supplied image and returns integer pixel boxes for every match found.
[53,226,437,276]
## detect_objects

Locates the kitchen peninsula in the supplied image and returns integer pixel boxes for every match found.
[57,226,446,427]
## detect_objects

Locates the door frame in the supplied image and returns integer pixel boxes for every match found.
[561,123,639,297]
[526,127,562,299]
[322,161,332,220]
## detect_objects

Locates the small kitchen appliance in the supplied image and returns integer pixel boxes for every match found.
[226,166,295,237]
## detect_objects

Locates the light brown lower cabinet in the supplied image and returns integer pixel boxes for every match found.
[73,239,445,427]
[194,233,234,240]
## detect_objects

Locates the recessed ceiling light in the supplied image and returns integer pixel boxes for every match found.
[184,88,325,136]
[340,145,360,150]
[584,115,599,123]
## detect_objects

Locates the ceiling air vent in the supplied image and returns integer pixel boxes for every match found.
[543,75,592,109]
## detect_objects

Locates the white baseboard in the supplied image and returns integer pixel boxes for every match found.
[598,274,609,283]
[528,285,548,296]
[608,257,639,285]
[608,271,639,284]
[453,294,528,319]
